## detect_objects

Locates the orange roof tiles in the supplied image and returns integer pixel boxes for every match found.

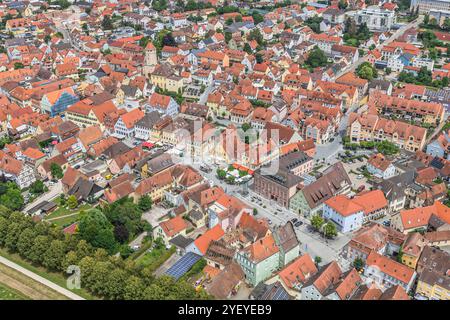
[325,195,364,217]
[400,201,450,230]
[278,254,318,289]
[366,251,415,285]
[194,224,225,255]
[243,234,279,263]
[160,215,188,238]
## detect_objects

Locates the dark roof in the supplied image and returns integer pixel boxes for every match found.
[302,162,351,209]
[102,141,131,158]
[169,235,194,249]
[250,281,293,300]
[279,150,312,172]
[274,222,299,253]
[26,200,57,214]
[135,111,161,129]
[68,177,103,201]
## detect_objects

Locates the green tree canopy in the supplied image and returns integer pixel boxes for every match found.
[50,163,63,180]
[305,47,328,68]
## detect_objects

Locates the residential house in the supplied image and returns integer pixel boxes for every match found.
[364,251,416,292]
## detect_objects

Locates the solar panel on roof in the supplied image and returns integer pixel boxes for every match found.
[165,252,202,280]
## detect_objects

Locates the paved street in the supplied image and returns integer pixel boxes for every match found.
[331,16,424,80]
[0,256,85,300]
[233,189,352,268]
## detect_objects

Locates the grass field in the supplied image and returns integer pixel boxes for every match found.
[45,204,92,220]
[50,214,80,228]
[44,204,93,228]
[0,283,28,300]
[136,246,176,273]
[0,263,66,300]
[0,248,96,300]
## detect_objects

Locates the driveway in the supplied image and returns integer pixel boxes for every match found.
[153,252,182,277]
[24,181,62,213]
[142,205,172,228]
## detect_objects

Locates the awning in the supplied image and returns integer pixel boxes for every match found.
[142,142,154,148]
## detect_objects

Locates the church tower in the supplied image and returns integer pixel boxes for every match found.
[143,42,157,76]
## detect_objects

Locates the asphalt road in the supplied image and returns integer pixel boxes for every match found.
[0,256,85,300]
[331,16,424,81]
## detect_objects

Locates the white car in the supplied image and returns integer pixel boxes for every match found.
[356,174,364,179]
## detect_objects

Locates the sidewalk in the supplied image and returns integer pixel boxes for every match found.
[0,255,85,300]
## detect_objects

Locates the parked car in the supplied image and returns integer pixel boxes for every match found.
[294,221,303,227]
[357,174,364,179]
[291,218,298,224]
[357,185,366,192]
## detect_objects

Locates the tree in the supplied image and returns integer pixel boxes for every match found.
[124,275,145,300]
[44,34,51,43]
[323,221,338,238]
[252,13,264,25]
[243,42,252,54]
[305,47,328,68]
[152,0,168,12]
[305,15,323,33]
[29,235,51,264]
[224,31,232,43]
[311,214,325,231]
[356,62,378,81]
[43,239,66,271]
[241,123,251,132]
[376,140,399,156]
[255,53,263,64]
[50,163,63,180]
[226,175,235,184]
[30,180,46,195]
[353,257,364,271]
[67,195,78,209]
[139,36,150,48]
[338,0,348,10]
[162,33,176,47]
[314,256,322,265]
[138,195,152,211]
[14,62,24,69]
[113,224,130,243]
[101,15,114,30]
[78,209,116,253]
[225,17,234,25]
[344,18,357,36]
[247,29,264,46]
[0,188,24,211]
[216,169,226,180]
[17,227,36,259]
[103,199,143,238]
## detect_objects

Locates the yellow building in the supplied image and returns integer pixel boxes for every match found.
[5,18,31,36]
[150,64,184,93]
[65,100,118,130]
[416,269,450,300]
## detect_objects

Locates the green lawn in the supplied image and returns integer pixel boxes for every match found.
[136,245,176,273]
[51,215,80,228]
[44,204,93,228]
[0,248,97,300]
[45,204,92,220]
[0,283,28,300]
